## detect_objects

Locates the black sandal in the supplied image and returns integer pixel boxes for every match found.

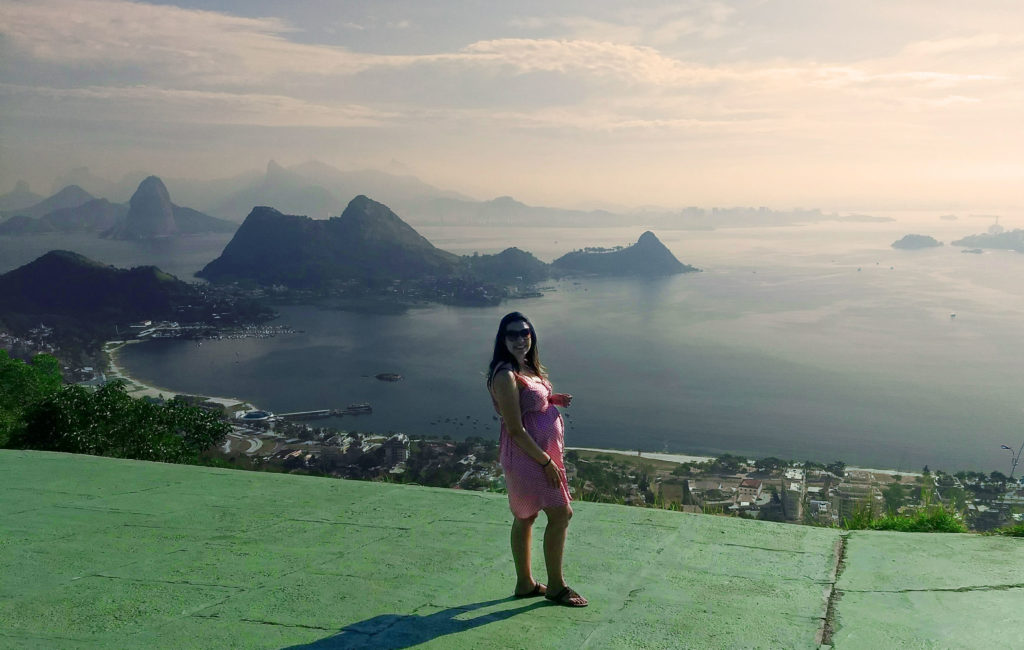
[545,585,588,607]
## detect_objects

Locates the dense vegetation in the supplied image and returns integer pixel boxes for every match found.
[842,505,968,533]
[1,350,228,463]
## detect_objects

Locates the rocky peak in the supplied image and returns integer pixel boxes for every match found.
[637,231,659,245]
[109,176,177,239]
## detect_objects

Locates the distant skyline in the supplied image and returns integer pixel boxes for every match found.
[2,0,1023,211]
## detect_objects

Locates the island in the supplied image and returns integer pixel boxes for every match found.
[552,231,700,276]
[951,229,1024,252]
[891,234,942,250]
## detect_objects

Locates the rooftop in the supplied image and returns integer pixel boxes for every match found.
[2,450,1022,648]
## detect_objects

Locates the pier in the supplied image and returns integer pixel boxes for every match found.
[276,410,332,421]
[276,403,373,421]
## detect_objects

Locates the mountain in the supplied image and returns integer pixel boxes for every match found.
[209,160,474,222]
[104,176,235,240]
[0,181,43,213]
[0,250,200,324]
[2,185,94,219]
[289,160,471,206]
[404,195,622,227]
[45,199,127,232]
[892,234,942,249]
[197,196,460,287]
[463,247,551,284]
[552,231,699,276]
[0,198,126,236]
[106,176,178,239]
[951,229,1024,252]
[211,161,345,221]
[51,167,120,198]
[0,215,54,235]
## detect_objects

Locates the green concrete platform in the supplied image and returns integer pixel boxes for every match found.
[1,451,1021,648]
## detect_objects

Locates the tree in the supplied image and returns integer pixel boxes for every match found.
[755,457,785,474]
[0,351,63,446]
[710,454,744,474]
[11,380,228,464]
[671,462,696,477]
[883,482,906,514]
[826,461,846,477]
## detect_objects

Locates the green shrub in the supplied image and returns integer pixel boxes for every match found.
[869,509,967,533]
[0,351,63,447]
[988,522,1024,537]
[10,380,228,464]
[842,505,966,533]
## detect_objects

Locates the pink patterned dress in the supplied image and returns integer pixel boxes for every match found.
[494,372,572,519]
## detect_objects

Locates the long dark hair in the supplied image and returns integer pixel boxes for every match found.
[487,311,547,387]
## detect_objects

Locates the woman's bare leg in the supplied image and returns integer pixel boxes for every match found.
[542,505,572,588]
[511,514,539,593]
[542,505,587,605]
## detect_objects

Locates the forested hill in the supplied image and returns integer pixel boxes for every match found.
[0,250,200,323]
[197,195,460,287]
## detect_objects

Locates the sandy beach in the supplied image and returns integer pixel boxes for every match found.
[104,340,254,412]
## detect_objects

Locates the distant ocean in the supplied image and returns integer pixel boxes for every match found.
[5,215,1024,472]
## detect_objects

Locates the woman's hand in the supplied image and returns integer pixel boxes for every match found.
[543,459,563,488]
[550,393,572,407]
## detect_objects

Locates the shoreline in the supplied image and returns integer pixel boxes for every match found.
[104,340,255,412]
[106,340,920,477]
[567,446,921,477]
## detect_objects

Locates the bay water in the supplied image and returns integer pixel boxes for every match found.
[4,216,1023,472]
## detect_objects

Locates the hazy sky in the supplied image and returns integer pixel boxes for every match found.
[2,0,1023,210]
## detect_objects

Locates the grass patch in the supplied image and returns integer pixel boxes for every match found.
[842,506,967,533]
[986,522,1024,537]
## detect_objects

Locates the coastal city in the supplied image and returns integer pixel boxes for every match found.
[4,317,1023,535]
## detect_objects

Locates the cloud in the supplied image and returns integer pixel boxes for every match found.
[508,2,736,45]
[902,33,1024,58]
[0,0,380,85]
[2,0,1009,97]
[0,83,390,127]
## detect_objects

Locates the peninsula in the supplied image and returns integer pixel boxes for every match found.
[552,231,700,276]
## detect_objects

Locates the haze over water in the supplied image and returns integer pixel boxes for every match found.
[76,214,1024,474]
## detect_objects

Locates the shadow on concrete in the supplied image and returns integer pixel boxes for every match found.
[284,597,549,649]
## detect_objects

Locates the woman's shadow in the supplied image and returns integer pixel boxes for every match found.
[283,596,549,649]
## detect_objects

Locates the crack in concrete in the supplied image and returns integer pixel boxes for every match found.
[617,587,644,613]
[87,573,244,589]
[816,533,848,647]
[844,583,1024,595]
[717,541,815,554]
[109,484,179,496]
[283,517,411,531]
[54,504,155,516]
[236,617,334,631]
[435,518,507,527]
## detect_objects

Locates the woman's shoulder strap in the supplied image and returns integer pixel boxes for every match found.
[491,363,528,387]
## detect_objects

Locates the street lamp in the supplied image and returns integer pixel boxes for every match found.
[1000,442,1024,482]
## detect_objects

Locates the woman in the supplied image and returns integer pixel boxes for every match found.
[487,312,588,607]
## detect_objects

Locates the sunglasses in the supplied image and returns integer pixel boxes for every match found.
[505,328,532,340]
